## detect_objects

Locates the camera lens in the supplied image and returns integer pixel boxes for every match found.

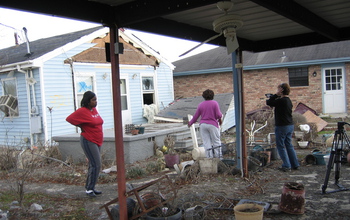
[265,93,273,98]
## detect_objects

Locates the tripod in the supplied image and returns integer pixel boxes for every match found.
[321,122,350,194]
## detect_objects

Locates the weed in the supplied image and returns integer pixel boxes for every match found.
[146,161,162,174]
[126,166,146,179]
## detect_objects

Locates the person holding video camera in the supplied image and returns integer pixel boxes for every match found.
[266,83,300,172]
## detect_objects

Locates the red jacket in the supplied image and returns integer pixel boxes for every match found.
[66,107,104,146]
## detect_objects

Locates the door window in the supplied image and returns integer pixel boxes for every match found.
[325,68,343,91]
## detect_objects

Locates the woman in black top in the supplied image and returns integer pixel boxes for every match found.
[266,83,300,172]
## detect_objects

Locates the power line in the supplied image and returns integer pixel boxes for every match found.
[0,22,16,30]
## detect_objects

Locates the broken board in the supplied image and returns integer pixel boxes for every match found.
[302,110,328,132]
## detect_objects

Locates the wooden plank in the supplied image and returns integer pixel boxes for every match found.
[302,110,328,132]
[188,114,198,149]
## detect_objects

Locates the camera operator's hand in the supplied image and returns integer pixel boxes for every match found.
[265,93,278,99]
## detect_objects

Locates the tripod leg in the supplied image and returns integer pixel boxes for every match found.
[322,150,336,194]
[334,149,342,184]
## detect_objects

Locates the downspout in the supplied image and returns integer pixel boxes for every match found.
[68,58,78,133]
[38,65,49,144]
[29,68,39,147]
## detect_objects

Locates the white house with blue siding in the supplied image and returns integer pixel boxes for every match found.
[0,27,174,148]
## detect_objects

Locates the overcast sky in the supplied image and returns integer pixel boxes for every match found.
[0,7,217,62]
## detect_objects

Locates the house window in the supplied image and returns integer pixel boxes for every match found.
[142,76,154,105]
[288,67,309,87]
[120,79,128,110]
[0,78,18,117]
[76,75,94,107]
[325,68,343,91]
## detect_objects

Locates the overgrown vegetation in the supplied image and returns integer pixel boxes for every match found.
[0,191,92,219]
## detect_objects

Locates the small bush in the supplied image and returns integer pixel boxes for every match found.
[0,146,18,171]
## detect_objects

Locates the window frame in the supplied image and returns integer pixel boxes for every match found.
[288,67,309,87]
[0,77,19,117]
[74,73,96,108]
[141,75,156,105]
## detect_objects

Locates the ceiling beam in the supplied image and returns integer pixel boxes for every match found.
[126,17,226,45]
[250,0,340,41]
[115,0,218,26]
[245,32,335,52]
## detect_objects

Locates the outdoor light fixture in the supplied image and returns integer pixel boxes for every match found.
[312,71,317,77]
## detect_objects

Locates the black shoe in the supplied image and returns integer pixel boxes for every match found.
[86,190,96,197]
[277,167,291,172]
[292,166,300,170]
[93,189,102,195]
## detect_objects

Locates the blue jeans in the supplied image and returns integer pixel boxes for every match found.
[275,125,299,168]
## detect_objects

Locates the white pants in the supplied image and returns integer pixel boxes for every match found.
[199,123,222,158]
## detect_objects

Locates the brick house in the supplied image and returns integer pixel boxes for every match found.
[173,41,350,115]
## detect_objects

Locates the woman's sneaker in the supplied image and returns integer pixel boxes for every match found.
[278,167,291,172]
[86,190,96,197]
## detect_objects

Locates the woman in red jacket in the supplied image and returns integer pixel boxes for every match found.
[66,91,104,197]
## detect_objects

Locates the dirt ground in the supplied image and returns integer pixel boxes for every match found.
[2,115,350,219]
[2,137,350,220]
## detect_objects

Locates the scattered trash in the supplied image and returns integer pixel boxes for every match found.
[102,165,117,173]
[184,205,204,220]
[174,160,194,174]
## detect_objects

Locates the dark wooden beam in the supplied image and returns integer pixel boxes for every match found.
[250,0,340,41]
[244,32,334,52]
[125,17,350,53]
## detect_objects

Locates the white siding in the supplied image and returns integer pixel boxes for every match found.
[0,43,174,147]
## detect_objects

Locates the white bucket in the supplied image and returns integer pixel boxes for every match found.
[192,147,206,160]
[199,158,219,174]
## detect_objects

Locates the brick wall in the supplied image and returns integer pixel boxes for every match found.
[174,64,350,114]
[173,72,233,99]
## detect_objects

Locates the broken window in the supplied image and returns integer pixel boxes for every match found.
[142,76,154,105]
[288,67,309,87]
[75,75,94,108]
[0,78,18,117]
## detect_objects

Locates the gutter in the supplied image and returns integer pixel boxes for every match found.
[173,57,350,76]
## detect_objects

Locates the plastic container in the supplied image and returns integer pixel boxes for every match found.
[192,147,206,160]
[313,152,326,165]
[164,154,180,169]
[234,203,264,220]
[298,141,308,148]
[279,182,305,214]
[199,158,219,174]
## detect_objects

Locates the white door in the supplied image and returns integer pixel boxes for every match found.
[323,67,346,113]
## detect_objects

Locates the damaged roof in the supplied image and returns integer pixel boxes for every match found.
[67,32,159,66]
[173,40,350,73]
[0,26,166,68]
[156,93,233,120]
[0,26,103,65]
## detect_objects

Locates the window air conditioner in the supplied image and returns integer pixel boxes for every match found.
[0,95,18,115]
